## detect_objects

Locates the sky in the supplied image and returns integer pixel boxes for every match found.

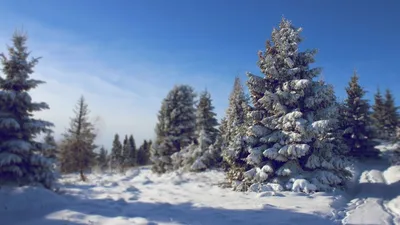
[0,0,399,149]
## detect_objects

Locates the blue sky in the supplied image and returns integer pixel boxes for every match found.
[0,0,399,148]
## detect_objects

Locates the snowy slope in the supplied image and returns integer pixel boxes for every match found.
[341,165,400,224]
[338,142,400,225]
[0,167,340,225]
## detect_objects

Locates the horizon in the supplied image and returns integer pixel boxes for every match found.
[1,0,399,150]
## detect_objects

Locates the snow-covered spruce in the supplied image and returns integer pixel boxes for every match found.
[242,18,352,192]
[372,89,399,140]
[340,72,379,158]
[0,33,55,188]
[382,89,399,140]
[171,90,220,171]
[151,85,197,173]
[195,90,219,145]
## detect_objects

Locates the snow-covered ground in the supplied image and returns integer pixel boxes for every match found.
[337,142,400,225]
[0,142,399,225]
[0,167,341,225]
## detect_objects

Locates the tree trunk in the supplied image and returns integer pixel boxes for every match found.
[80,169,86,181]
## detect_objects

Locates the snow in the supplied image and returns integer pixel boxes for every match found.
[290,178,317,194]
[1,142,400,225]
[1,167,340,225]
[340,163,400,224]
[336,142,400,224]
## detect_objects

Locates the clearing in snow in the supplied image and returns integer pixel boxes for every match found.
[0,142,399,225]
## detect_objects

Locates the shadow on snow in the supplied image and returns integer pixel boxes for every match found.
[2,190,337,225]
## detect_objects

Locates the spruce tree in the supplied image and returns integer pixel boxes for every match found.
[59,96,97,181]
[218,117,230,170]
[221,77,250,181]
[43,131,58,161]
[383,89,399,139]
[171,90,220,171]
[121,135,130,171]
[151,85,196,173]
[372,88,385,138]
[127,135,137,167]
[0,33,55,188]
[219,117,229,148]
[195,90,219,144]
[145,140,152,165]
[244,18,350,192]
[341,72,379,158]
[97,146,108,171]
[137,140,146,165]
[110,133,122,171]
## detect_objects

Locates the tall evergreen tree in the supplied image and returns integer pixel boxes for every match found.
[0,33,55,188]
[243,18,350,192]
[59,96,97,181]
[221,77,250,181]
[151,85,196,173]
[383,89,399,139]
[341,72,379,158]
[110,133,122,171]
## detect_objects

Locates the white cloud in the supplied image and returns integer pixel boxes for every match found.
[0,15,232,150]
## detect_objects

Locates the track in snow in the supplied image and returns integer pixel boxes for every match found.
[341,158,400,225]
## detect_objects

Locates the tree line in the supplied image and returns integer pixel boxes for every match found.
[150,18,400,192]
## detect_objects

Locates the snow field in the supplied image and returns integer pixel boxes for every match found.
[1,167,340,225]
[1,141,399,225]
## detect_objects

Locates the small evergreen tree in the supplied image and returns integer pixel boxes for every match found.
[383,89,399,139]
[341,72,379,158]
[0,33,55,188]
[195,90,219,144]
[59,96,97,181]
[97,146,108,171]
[110,133,122,171]
[151,85,196,173]
[137,140,146,165]
[121,135,130,172]
[145,140,152,164]
[127,135,137,167]
[43,131,58,161]
[372,88,385,138]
